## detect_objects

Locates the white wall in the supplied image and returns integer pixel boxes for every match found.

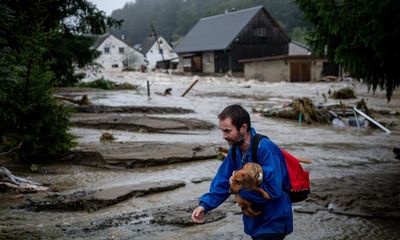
[145,37,177,70]
[245,60,288,82]
[95,35,146,72]
[244,58,325,82]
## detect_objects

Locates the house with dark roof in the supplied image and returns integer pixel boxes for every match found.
[92,33,146,72]
[139,35,177,70]
[173,5,289,74]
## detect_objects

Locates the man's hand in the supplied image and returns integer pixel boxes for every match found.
[191,206,205,224]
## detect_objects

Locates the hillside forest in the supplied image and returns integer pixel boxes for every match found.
[110,0,311,45]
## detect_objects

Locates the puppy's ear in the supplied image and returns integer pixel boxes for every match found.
[243,173,255,191]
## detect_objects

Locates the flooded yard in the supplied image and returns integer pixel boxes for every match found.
[1,71,399,239]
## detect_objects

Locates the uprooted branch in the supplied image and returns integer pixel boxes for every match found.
[0,142,22,156]
[0,166,49,193]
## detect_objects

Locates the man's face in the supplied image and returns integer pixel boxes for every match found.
[218,117,245,146]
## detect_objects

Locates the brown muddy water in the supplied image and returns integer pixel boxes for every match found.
[1,72,400,240]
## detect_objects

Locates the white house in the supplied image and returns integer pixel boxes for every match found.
[92,33,146,72]
[139,35,177,70]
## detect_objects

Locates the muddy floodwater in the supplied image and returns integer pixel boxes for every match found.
[1,72,400,240]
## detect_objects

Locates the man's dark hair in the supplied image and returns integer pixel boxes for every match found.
[218,104,251,132]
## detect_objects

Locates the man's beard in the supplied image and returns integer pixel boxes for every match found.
[227,135,244,146]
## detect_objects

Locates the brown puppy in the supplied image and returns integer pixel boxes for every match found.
[230,162,270,217]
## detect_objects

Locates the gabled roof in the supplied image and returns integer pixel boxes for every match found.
[92,33,111,50]
[174,6,264,53]
[91,33,131,50]
[140,36,157,55]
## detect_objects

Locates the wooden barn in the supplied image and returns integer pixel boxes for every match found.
[173,6,289,74]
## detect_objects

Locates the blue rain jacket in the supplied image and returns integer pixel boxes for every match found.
[199,128,293,237]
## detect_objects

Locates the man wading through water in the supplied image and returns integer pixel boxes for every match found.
[191,104,293,240]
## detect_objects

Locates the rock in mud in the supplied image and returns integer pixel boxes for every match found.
[151,201,226,226]
[191,177,213,183]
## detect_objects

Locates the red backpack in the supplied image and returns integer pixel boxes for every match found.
[233,134,310,203]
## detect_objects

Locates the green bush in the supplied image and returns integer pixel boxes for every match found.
[76,77,114,90]
[76,78,138,90]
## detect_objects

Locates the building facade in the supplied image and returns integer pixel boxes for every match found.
[93,33,146,72]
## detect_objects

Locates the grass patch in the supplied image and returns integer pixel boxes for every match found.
[76,77,138,90]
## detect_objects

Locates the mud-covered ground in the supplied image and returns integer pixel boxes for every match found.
[1,71,400,240]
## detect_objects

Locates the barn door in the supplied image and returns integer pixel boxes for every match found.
[290,62,311,82]
[192,56,202,73]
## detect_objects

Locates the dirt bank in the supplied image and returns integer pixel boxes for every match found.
[71,113,214,133]
[72,142,220,168]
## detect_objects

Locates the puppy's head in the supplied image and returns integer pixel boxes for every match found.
[229,170,254,193]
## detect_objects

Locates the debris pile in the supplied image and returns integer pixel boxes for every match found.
[257,98,391,132]
[261,97,330,124]
[331,87,356,99]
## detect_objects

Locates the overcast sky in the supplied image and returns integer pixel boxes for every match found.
[89,0,134,16]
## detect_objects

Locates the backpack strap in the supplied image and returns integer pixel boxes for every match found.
[251,133,266,163]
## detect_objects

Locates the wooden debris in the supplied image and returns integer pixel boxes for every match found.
[291,97,331,124]
[0,142,22,156]
[320,76,342,82]
[0,166,49,193]
[55,95,91,105]
[181,77,199,97]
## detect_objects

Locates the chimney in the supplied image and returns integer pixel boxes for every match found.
[121,34,125,40]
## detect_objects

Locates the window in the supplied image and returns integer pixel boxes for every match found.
[119,47,124,54]
[159,49,163,55]
[183,58,191,67]
[104,47,110,53]
[254,27,268,37]
[203,53,212,65]
[112,64,119,68]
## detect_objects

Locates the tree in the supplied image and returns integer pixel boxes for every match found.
[295,0,400,101]
[3,0,121,86]
[0,1,120,161]
[0,31,76,161]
